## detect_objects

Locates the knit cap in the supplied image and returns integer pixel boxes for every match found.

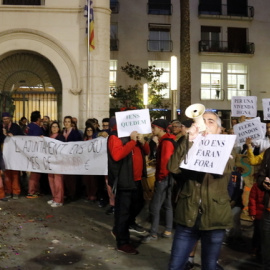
[151,119,169,131]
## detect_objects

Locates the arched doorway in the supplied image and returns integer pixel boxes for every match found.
[0,51,62,123]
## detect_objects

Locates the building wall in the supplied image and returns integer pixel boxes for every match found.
[111,0,270,120]
[0,0,110,128]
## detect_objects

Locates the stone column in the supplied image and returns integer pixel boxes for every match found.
[80,0,110,127]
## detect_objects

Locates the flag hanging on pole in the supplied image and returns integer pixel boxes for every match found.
[84,0,95,51]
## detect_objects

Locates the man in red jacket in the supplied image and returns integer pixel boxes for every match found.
[108,117,149,255]
[142,119,176,243]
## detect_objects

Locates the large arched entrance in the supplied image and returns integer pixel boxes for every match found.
[0,51,62,123]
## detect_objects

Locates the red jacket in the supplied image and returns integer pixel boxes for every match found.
[108,134,150,181]
[248,182,265,220]
[155,133,176,181]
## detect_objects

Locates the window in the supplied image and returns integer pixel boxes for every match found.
[201,62,222,100]
[148,61,170,98]
[199,0,222,15]
[109,60,117,97]
[110,23,118,51]
[110,0,119,14]
[227,63,248,99]
[3,0,44,5]
[201,26,221,51]
[148,24,172,52]
[148,0,171,15]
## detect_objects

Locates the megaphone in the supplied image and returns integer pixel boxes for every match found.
[185,103,206,132]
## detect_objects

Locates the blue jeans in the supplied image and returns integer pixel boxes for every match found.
[261,210,270,269]
[169,224,225,270]
[149,177,173,235]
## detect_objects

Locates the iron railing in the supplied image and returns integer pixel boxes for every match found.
[200,88,225,100]
[3,0,43,5]
[147,40,172,52]
[148,3,172,15]
[198,4,254,18]
[199,40,255,54]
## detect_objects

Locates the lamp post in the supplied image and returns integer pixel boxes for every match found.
[171,56,177,119]
[143,83,148,109]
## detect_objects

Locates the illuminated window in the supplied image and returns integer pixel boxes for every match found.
[109,60,117,97]
[201,62,222,100]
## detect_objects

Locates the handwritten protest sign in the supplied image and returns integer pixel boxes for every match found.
[116,109,152,138]
[233,118,264,145]
[231,96,257,117]
[262,98,270,120]
[3,136,108,175]
[180,134,236,175]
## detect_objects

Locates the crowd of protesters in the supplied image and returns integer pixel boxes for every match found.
[0,110,270,270]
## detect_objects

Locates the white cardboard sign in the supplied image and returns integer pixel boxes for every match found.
[231,96,257,117]
[180,134,236,175]
[262,98,270,120]
[233,118,264,145]
[115,109,152,138]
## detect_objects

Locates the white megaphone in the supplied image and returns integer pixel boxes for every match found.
[185,103,206,132]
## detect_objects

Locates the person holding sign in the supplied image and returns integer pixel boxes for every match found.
[168,112,235,270]
[256,148,270,269]
[47,121,65,208]
[0,112,24,199]
[108,117,149,255]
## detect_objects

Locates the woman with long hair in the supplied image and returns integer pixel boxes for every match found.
[62,116,82,201]
[82,124,99,202]
[47,121,65,207]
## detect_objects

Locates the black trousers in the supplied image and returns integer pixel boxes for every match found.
[113,181,144,247]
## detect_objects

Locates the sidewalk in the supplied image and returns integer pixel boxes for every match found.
[0,195,262,270]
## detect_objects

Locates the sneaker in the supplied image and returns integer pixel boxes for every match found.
[184,261,195,270]
[13,194,19,200]
[51,202,63,208]
[5,194,12,199]
[106,206,115,215]
[141,234,158,243]
[161,231,172,238]
[129,223,146,234]
[26,194,39,199]
[98,198,107,208]
[117,244,138,255]
[47,200,54,205]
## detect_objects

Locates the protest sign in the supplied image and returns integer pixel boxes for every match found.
[3,136,108,175]
[262,98,270,120]
[115,109,152,138]
[180,134,236,175]
[231,96,257,117]
[233,118,264,145]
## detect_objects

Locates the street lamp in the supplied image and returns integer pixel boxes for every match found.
[171,56,177,119]
[143,83,148,108]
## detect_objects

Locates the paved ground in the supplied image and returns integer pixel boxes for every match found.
[0,194,263,270]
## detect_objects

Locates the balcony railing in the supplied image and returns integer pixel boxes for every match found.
[200,88,225,100]
[148,3,172,15]
[199,40,255,54]
[3,0,43,4]
[198,4,254,18]
[110,1,119,14]
[110,39,119,51]
[148,40,172,52]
